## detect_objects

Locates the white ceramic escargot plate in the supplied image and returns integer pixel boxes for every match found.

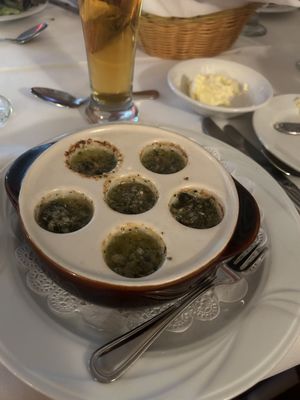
[18,123,239,300]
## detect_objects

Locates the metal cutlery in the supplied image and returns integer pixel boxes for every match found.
[31,87,160,108]
[261,148,300,177]
[274,122,300,136]
[90,231,267,383]
[0,23,48,44]
[223,125,300,213]
[202,118,300,213]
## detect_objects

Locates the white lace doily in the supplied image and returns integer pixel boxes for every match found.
[15,243,256,333]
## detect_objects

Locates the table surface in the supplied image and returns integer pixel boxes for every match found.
[0,4,300,399]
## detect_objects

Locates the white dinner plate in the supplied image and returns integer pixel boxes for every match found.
[0,2,47,22]
[253,94,300,173]
[1,127,300,400]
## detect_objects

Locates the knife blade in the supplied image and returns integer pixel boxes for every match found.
[202,117,300,213]
[202,117,235,147]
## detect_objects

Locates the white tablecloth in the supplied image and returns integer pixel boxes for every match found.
[0,4,300,399]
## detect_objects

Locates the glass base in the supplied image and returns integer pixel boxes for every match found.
[0,95,12,127]
[242,15,267,37]
[85,96,139,124]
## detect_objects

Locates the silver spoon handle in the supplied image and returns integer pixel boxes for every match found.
[133,90,159,100]
[89,275,216,383]
[0,38,15,43]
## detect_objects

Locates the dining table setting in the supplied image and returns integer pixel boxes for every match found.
[1,0,300,399]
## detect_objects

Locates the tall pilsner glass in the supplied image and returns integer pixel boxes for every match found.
[79,0,143,123]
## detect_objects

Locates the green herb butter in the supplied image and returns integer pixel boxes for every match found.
[106,180,157,214]
[170,189,223,229]
[103,228,166,278]
[35,194,93,233]
[68,147,118,176]
[141,143,187,174]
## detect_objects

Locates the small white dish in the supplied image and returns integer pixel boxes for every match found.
[253,94,300,173]
[167,58,273,118]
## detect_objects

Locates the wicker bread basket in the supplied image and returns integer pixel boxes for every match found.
[138,3,258,60]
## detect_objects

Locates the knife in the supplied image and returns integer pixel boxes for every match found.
[202,117,300,214]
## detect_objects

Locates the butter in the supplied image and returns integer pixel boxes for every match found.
[189,73,248,107]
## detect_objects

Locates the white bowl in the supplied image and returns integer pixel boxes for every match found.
[167,58,273,118]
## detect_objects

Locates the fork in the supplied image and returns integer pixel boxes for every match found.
[89,229,268,383]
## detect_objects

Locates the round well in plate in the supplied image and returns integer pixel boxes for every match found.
[102,224,166,278]
[34,190,94,234]
[104,175,158,214]
[65,139,122,177]
[140,141,188,174]
[169,188,224,229]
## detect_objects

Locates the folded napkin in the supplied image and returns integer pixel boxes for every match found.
[142,0,300,17]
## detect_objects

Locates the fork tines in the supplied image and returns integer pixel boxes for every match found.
[228,229,268,272]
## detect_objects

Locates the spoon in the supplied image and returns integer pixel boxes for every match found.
[273,122,300,136]
[31,87,160,108]
[0,23,48,44]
